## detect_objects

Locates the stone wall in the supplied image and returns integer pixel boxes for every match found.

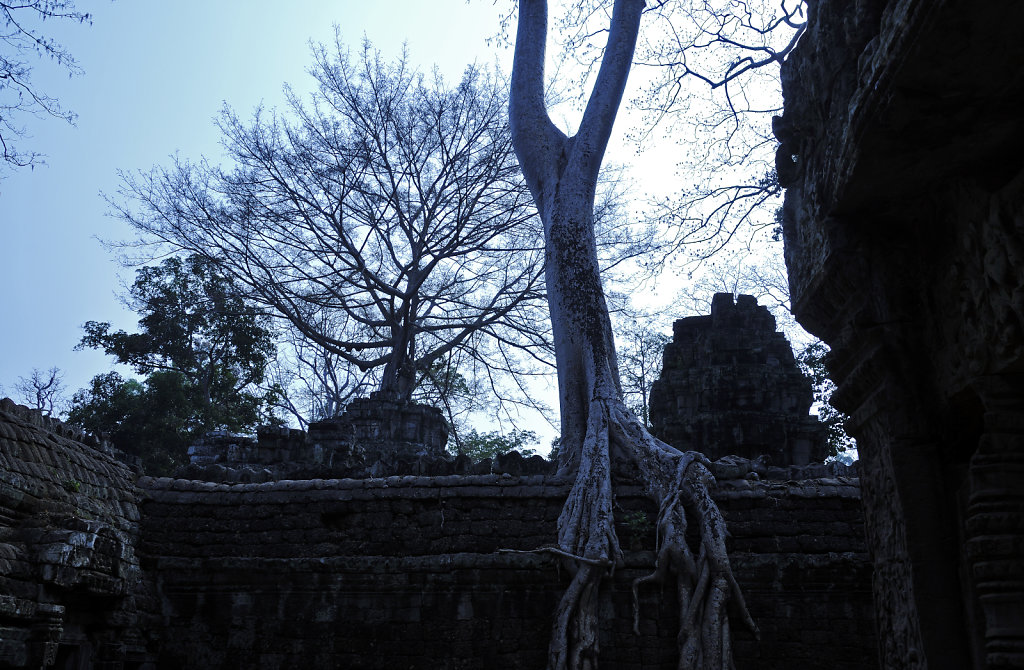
[776,0,1024,668]
[186,398,453,479]
[138,471,875,670]
[0,399,157,669]
[0,395,877,669]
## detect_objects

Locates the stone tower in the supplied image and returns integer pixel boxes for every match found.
[649,292,827,465]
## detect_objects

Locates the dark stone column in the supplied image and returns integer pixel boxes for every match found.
[776,0,1024,668]
[967,377,1024,669]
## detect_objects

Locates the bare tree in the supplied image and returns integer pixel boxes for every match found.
[268,319,372,428]
[534,0,806,265]
[1,1,93,171]
[510,1,754,667]
[14,366,66,416]
[615,319,669,427]
[635,1,805,262]
[115,38,549,407]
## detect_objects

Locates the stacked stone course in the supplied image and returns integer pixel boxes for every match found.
[650,292,827,465]
[133,469,874,669]
[0,398,158,669]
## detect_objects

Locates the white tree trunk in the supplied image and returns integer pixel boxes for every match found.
[509,1,755,668]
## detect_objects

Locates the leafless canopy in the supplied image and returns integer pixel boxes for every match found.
[14,366,65,416]
[525,0,806,264]
[115,38,548,404]
[0,1,91,170]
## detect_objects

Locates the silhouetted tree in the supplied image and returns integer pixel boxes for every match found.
[456,428,539,460]
[13,366,66,416]
[523,1,806,264]
[616,323,669,428]
[115,39,548,406]
[70,254,280,472]
[68,371,196,474]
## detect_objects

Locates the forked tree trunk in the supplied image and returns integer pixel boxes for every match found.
[509,1,755,668]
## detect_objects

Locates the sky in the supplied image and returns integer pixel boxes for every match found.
[0,1,818,455]
[0,0,516,405]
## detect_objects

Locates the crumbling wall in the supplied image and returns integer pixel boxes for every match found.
[650,292,827,464]
[139,471,875,670]
[0,399,157,669]
[0,396,878,669]
[777,0,1024,668]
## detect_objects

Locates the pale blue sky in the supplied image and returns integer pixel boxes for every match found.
[1,1,803,452]
[0,0,513,402]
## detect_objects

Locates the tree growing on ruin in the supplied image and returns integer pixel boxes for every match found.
[13,366,66,416]
[114,40,548,408]
[266,317,372,428]
[1,1,94,171]
[509,1,755,667]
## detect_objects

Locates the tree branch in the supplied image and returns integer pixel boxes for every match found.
[509,0,567,201]
[571,0,646,185]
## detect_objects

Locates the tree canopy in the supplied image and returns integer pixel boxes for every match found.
[115,39,548,407]
[550,0,807,263]
[70,254,280,473]
[12,366,65,416]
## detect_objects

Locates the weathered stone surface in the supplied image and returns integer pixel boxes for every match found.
[138,474,875,669]
[185,397,462,481]
[1,395,877,668]
[650,292,827,465]
[182,399,559,483]
[0,398,158,669]
[778,0,1024,667]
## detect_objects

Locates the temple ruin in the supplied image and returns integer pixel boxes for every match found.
[650,292,827,466]
[3,0,1022,666]
[0,296,874,668]
[775,0,1024,667]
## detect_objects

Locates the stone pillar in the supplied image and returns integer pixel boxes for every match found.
[967,377,1024,669]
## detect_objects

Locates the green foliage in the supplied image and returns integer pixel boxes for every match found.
[69,255,280,474]
[797,341,857,459]
[68,371,195,474]
[454,428,540,461]
[415,360,475,419]
[79,255,275,393]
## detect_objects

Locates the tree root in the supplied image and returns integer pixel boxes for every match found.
[498,546,613,567]
[547,397,756,670]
